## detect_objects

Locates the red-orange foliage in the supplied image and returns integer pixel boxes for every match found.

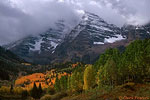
[15,73,47,89]
[15,71,70,89]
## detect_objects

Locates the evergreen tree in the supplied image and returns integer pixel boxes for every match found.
[38,83,43,98]
[30,82,38,99]
[10,84,13,94]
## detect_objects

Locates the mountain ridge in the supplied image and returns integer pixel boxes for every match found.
[4,12,150,64]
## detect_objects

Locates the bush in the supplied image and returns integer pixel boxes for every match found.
[26,97,34,100]
[51,92,67,100]
[13,87,24,95]
[47,87,55,95]
[0,86,10,94]
[40,94,52,100]
[22,90,28,99]
[120,82,135,91]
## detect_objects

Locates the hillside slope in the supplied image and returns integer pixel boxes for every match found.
[0,46,25,80]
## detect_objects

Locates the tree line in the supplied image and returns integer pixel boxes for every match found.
[54,39,150,92]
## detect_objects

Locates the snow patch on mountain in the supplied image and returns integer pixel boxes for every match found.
[51,41,58,50]
[93,42,104,45]
[30,38,43,51]
[93,35,125,45]
[104,35,125,43]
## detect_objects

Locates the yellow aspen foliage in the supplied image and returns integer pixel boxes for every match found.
[83,65,95,90]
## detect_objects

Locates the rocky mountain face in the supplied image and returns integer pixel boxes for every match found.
[5,20,71,64]
[4,12,150,64]
[53,12,126,63]
[122,24,150,41]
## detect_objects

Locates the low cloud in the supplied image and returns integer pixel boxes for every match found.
[96,0,150,25]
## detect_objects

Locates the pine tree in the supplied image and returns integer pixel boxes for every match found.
[30,82,38,99]
[38,83,43,98]
[10,84,13,94]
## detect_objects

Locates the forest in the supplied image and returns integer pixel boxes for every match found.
[1,39,150,100]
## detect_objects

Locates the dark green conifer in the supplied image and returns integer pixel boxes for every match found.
[30,82,38,99]
[38,83,43,98]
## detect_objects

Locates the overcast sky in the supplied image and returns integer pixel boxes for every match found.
[0,0,150,45]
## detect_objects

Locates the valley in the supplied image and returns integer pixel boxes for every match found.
[0,11,150,100]
[1,39,150,100]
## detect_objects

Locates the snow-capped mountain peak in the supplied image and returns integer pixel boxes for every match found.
[66,12,125,45]
[82,12,104,22]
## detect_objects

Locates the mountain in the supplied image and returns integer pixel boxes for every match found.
[52,12,127,63]
[4,12,150,64]
[0,46,25,80]
[0,46,24,63]
[122,23,150,41]
[65,12,125,44]
[5,20,71,64]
